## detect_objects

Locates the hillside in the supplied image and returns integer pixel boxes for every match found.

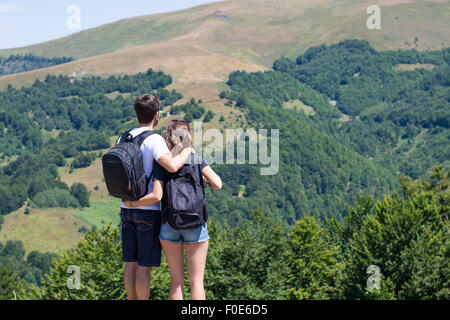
[0,0,448,255]
[272,40,449,178]
[0,0,448,114]
[1,0,448,62]
[0,55,73,77]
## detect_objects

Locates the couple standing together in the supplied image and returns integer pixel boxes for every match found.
[119,94,222,300]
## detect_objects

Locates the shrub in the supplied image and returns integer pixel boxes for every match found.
[70,183,90,208]
[203,110,215,123]
[70,153,95,170]
[31,188,79,209]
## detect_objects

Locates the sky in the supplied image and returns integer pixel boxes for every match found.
[0,0,222,50]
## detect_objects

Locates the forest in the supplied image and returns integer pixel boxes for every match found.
[0,54,74,76]
[272,40,449,178]
[0,40,448,299]
[212,40,448,225]
[0,68,183,216]
[1,167,448,299]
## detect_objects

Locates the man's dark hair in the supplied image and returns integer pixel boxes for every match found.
[134,94,160,124]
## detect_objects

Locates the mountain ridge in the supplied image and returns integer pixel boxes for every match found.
[0,0,448,123]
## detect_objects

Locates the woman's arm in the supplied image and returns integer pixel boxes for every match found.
[123,180,164,207]
[202,166,222,190]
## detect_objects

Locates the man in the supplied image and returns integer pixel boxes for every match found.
[120,94,192,300]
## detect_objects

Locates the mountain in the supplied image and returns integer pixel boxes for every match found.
[0,0,448,253]
[0,0,448,110]
[272,39,449,178]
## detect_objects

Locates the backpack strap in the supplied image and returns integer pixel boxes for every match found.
[117,130,132,145]
[134,130,154,147]
[135,131,154,184]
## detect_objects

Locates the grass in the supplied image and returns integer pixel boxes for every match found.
[74,199,122,230]
[0,198,122,254]
[105,91,131,100]
[393,63,436,71]
[59,156,111,202]
[0,206,89,254]
[284,99,316,115]
[238,185,246,198]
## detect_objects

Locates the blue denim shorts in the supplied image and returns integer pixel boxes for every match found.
[120,208,162,267]
[159,223,210,243]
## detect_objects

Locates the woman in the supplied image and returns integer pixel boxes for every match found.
[124,119,222,300]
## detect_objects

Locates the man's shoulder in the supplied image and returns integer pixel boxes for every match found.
[142,132,170,161]
[141,132,164,147]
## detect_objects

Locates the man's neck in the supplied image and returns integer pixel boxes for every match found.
[138,122,153,131]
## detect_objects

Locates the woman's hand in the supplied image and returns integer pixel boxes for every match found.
[201,167,222,190]
[203,175,211,186]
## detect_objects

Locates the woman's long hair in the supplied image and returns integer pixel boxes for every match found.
[165,121,192,156]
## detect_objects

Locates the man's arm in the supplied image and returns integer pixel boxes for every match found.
[157,147,192,173]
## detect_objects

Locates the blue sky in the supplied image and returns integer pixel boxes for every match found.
[0,0,222,50]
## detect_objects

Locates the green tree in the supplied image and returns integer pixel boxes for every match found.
[183,110,193,122]
[0,266,24,300]
[31,188,79,209]
[70,183,90,208]
[28,226,125,300]
[341,167,449,299]
[284,216,343,299]
[203,110,215,122]
[28,225,171,300]
[205,211,289,300]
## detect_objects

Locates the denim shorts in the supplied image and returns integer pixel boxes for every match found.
[159,223,210,243]
[120,208,162,267]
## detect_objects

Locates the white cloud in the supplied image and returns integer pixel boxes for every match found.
[0,4,27,13]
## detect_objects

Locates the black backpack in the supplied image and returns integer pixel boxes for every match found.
[162,162,208,230]
[102,130,154,201]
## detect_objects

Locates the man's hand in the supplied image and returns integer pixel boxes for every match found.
[123,200,133,207]
[158,146,193,173]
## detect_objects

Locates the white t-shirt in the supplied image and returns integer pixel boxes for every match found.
[118,127,170,210]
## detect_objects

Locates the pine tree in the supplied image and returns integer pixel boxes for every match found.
[0,266,24,300]
[284,216,343,299]
[25,225,171,300]
[341,166,449,299]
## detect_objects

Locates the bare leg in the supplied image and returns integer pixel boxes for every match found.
[185,240,208,300]
[161,240,185,300]
[124,262,138,300]
[135,266,152,300]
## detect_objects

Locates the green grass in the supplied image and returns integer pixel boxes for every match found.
[238,185,246,198]
[74,199,122,229]
[360,102,389,118]
[1,0,448,62]
[284,99,316,115]
[0,7,210,59]
[0,206,89,254]
[393,63,436,71]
